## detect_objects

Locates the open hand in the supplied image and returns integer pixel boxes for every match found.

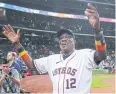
[85,3,100,31]
[2,24,20,43]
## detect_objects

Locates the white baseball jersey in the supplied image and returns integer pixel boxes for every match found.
[34,49,96,94]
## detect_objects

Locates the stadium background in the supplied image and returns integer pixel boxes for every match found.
[0,0,115,93]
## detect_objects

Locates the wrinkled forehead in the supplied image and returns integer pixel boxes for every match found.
[59,33,72,38]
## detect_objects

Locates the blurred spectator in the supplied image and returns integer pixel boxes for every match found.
[7,52,26,75]
[0,60,20,93]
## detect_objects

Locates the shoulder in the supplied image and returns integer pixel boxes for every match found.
[34,54,60,62]
[14,58,22,64]
[76,49,95,53]
[48,54,60,58]
[45,54,61,61]
[75,49,96,57]
[13,62,20,68]
[78,48,95,51]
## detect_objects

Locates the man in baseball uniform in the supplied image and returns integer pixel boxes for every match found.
[2,3,107,94]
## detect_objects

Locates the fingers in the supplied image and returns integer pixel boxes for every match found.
[17,29,20,35]
[17,29,20,37]
[87,3,97,11]
[85,3,99,18]
[4,25,10,31]
[86,9,96,14]
[85,10,95,18]
[2,24,14,32]
[85,11,91,17]
[2,27,9,34]
[85,10,97,17]
[2,31,8,37]
[8,24,14,32]
[2,24,15,37]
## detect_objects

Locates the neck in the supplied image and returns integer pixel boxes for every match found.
[62,49,75,56]
[8,60,14,67]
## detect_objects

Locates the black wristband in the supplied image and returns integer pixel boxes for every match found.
[94,30,106,45]
[94,31,104,40]
[18,47,25,53]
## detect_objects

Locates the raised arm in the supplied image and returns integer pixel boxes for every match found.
[85,3,107,64]
[2,24,34,68]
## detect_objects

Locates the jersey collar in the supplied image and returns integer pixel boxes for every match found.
[60,50,76,62]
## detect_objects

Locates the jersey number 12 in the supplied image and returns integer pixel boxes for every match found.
[66,78,76,89]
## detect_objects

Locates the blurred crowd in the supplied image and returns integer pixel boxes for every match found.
[6,10,115,36]
[0,0,115,93]
[95,50,115,73]
[0,36,115,93]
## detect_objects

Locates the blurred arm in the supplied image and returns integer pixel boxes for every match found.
[94,30,107,65]
[14,42,34,69]
[2,24,34,69]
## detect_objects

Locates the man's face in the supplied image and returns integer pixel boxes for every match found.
[7,52,13,61]
[1,64,9,74]
[59,33,75,53]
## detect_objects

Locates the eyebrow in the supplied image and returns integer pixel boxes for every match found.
[60,34,72,38]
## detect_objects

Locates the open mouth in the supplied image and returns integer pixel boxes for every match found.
[62,43,68,46]
[61,43,68,48]
[60,40,69,47]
